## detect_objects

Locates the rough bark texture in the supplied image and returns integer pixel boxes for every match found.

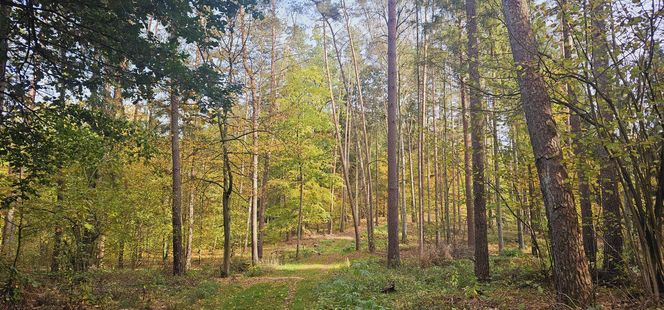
[501,0,593,306]
[466,0,489,280]
[386,0,400,267]
[169,88,184,276]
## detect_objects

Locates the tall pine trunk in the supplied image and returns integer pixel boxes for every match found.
[386,0,400,266]
[502,0,592,305]
[466,0,489,280]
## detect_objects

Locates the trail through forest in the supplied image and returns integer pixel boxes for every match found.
[0,0,661,308]
[17,221,645,309]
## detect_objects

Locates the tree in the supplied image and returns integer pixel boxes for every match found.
[559,0,596,266]
[466,0,489,280]
[169,87,185,276]
[588,0,623,277]
[386,0,400,268]
[320,13,361,251]
[501,0,593,306]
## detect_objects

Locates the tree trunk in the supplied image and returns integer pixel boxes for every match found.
[341,0,374,253]
[589,0,623,276]
[169,86,184,276]
[460,75,474,247]
[322,21,361,250]
[398,72,409,243]
[185,163,195,271]
[513,130,525,251]
[408,121,417,224]
[466,0,488,280]
[51,178,64,272]
[433,73,441,247]
[417,0,428,259]
[386,0,400,266]
[559,0,596,267]
[258,0,278,259]
[240,8,260,266]
[217,109,233,277]
[442,77,450,243]
[502,0,593,305]
[491,99,503,252]
[296,165,304,259]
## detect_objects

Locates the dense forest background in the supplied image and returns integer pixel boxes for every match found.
[0,0,662,308]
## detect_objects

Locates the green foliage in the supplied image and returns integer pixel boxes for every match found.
[188,280,221,303]
[244,265,268,277]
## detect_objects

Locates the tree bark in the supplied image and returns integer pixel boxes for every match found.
[387,0,400,266]
[502,0,593,305]
[169,86,184,276]
[466,0,489,280]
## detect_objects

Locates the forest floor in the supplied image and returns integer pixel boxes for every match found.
[10,221,655,309]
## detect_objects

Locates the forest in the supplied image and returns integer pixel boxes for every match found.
[0,0,662,309]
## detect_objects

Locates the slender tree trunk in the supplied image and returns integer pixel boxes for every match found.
[322,21,361,250]
[330,147,337,234]
[512,129,525,251]
[460,75,474,247]
[258,0,278,260]
[386,0,400,266]
[417,0,428,259]
[51,178,64,272]
[185,162,195,271]
[0,3,10,117]
[502,0,593,305]
[240,8,260,265]
[217,110,233,277]
[589,0,623,276]
[408,121,417,224]
[433,74,440,247]
[296,165,304,259]
[466,0,488,279]
[561,0,596,266]
[169,86,184,276]
[341,0,374,252]
[398,73,409,242]
[491,99,503,252]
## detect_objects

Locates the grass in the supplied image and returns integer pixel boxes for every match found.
[6,225,653,309]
